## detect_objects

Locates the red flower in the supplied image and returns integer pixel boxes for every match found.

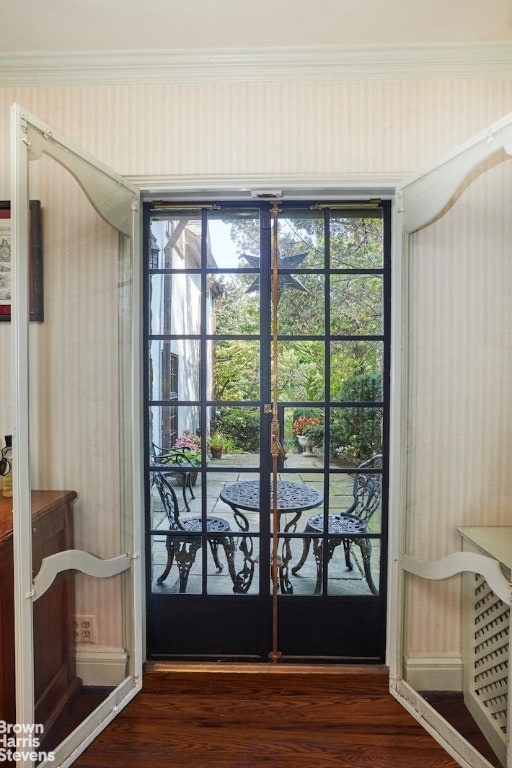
[292,416,322,436]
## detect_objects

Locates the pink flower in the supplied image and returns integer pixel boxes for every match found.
[173,430,200,450]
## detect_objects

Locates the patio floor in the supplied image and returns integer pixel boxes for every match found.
[150,450,381,597]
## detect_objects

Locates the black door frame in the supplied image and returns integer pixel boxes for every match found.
[143,199,390,663]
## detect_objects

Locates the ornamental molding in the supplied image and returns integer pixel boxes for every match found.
[1,43,512,85]
[33,550,131,600]
[401,551,511,605]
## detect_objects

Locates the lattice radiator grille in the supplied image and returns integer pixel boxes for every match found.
[472,574,509,744]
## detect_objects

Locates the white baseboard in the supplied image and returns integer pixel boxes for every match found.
[75,645,129,687]
[404,653,463,691]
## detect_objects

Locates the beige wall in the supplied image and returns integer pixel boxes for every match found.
[405,156,512,657]
[0,76,510,653]
[1,79,511,182]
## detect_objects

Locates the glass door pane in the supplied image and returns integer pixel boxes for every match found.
[146,206,269,658]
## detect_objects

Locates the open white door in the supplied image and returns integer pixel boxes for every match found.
[389,113,512,767]
[10,103,143,767]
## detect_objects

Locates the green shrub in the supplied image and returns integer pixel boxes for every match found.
[218,407,260,452]
[291,407,324,451]
[331,372,382,461]
[302,423,324,446]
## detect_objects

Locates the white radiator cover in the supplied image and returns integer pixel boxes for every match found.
[459,527,512,767]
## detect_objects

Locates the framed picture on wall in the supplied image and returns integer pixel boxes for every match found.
[0,200,43,322]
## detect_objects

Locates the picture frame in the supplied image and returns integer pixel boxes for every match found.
[0,200,43,322]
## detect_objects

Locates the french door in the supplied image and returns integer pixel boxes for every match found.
[144,199,390,662]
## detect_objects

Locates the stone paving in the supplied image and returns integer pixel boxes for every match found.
[150,450,381,597]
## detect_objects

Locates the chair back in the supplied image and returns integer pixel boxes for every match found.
[151,441,166,459]
[153,472,184,531]
[152,441,197,468]
[346,454,382,524]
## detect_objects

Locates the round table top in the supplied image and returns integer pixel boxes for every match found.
[220,479,323,513]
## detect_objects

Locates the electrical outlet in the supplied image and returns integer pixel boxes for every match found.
[73,615,96,644]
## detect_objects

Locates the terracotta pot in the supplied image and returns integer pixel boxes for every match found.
[176,470,198,486]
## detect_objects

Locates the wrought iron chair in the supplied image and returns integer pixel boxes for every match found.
[151,442,197,512]
[153,471,239,593]
[292,454,382,595]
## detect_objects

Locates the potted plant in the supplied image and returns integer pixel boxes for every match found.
[303,423,324,452]
[209,431,225,459]
[161,430,203,484]
[292,415,323,456]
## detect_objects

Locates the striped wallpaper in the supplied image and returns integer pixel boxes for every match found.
[405,157,512,653]
[0,76,510,656]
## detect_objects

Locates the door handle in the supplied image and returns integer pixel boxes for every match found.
[271,422,287,461]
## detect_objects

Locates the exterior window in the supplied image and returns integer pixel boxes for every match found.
[159,351,178,448]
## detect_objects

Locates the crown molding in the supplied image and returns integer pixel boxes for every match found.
[1,43,512,85]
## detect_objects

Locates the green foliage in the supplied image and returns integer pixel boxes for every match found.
[291,407,323,451]
[330,340,381,386]
[160,430,203,466]
[330,216,383,268]
[211,212,384,460]
[302,423,324,447]
[331,372,383,461]
[213,339,260,400]
[336,370,382,402]
[208,429,237,456]
[161,447,202,467]
[214,276,260,335]
[217,407,260,452]
[208,431,225,449]
[281,341,325,401]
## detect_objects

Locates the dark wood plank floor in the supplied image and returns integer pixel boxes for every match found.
[72,668,470,768]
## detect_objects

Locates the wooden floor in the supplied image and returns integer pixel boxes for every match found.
[71,667,477,768]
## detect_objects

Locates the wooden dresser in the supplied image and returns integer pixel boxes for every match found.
[0,490,80,745]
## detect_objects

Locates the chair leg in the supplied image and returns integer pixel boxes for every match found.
[186,472,196,501]
[311,538,323,595]
[233,535,256,593]
[312,538,342,594]
[355,537,378,595]
[279,538,295,595]
[208,535,244,593]
[174,540,201,593]
[291,536,312,575]
[208,538,224,573]
[180,475,191,512]
[156,536,175,584]
[220,536,238,586]
[343,539,353,570]
[180,472,196,511]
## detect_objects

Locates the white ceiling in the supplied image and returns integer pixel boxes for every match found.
[3,0,512,53]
